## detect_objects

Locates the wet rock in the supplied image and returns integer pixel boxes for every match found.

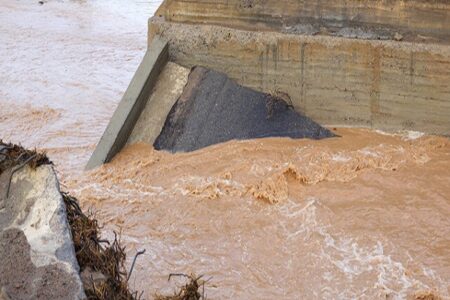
[154,67,335,152]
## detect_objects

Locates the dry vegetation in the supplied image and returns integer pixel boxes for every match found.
[154,274,207,300]
[0,140,50,175]
[63,192,136,300]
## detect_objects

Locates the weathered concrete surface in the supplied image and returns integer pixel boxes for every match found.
[127,62,190,146]
[86,36,169,170]
[154,66,334,152]
[149,19,450,135]
[0,165,85,300]
[157,0,450,43]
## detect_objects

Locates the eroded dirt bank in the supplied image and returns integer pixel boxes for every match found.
[63,129,450,299]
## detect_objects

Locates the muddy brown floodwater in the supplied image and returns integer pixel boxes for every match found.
[1,1,449,299]
[61,129,449,299]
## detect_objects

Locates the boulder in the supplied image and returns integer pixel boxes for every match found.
[154,67,335,152]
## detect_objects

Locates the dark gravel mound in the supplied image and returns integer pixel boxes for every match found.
[154,67,335,152]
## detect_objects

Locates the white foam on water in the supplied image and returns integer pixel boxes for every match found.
[402,131,426,141]
[165,175,247,199]
[375,130,426,141]
[277,198,446,299]
[331,152,352,162]
[358,147,381,157]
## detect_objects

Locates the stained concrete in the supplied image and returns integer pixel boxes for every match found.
[157,0,450,44]
[154,67,334,152]
[86,36,169,170]
[149,19,450,135]
[127,62,190,146]
[0,165,85,300]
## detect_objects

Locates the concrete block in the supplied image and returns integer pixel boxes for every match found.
[0,165,85,299]
[86,36,169,170]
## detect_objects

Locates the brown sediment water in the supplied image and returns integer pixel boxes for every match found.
[1,0,449,299]
[62,128,450,299]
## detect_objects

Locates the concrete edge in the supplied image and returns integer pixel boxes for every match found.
[1,164,86,299]
[126,62,191,147]
[86,36,169,170]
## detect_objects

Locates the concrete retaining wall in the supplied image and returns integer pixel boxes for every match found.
[149,19,450,135]
[87,0,450,168]
[86,37,169,170]
[127,62,190,146]
[158,0,450,43]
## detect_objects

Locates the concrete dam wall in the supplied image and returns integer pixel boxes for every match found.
[157,0,450,43]
[88,0,449,168]
[149,0,450,135]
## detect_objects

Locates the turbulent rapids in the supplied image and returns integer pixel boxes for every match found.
[0,0,449,299]
[64,129,450,299]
